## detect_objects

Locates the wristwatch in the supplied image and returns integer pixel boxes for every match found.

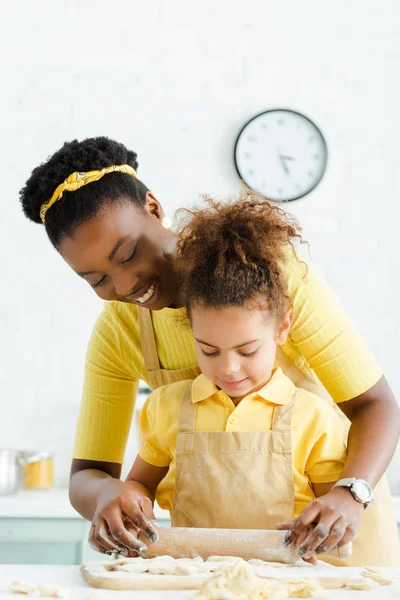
[333,478,374,508]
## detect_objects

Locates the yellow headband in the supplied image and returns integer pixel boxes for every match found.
[40,164,137,223]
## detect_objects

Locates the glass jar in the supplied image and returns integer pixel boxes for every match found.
[23,452,54,490]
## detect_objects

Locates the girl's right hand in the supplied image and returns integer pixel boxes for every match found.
[89,478,159,556]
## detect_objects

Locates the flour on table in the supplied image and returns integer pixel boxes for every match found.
[84,593,113,600]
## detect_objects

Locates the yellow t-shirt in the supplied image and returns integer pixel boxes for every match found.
[139,368,347,517]
[73,251,382,463]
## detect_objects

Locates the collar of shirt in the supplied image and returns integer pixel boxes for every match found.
[191,367,295,406]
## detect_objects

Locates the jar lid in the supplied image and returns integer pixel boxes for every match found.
[24,451,54,464]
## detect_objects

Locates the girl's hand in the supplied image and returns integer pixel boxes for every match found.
[89,479,158,556]
[276,487,364,559]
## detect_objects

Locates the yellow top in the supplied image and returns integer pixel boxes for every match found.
[139,368,347,516]
[73,251,382,463]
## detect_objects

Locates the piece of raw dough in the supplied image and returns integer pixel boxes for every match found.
[345,578,378,591]
[284,579,326,598]
[113,554,237,576]
[361,567,395,585]
[247,559,288,568]
[193,561,324,600]
[115,563,149,573]
[147,556,202,575]
[114,556,148,566]
[8,581,38,595]
[206,556,244,563]
[8,581,68,598]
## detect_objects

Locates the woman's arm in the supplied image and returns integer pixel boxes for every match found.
[339,376,400,485]
[278,378,400,558]
[69,304,150,554]
[70,457,167,557]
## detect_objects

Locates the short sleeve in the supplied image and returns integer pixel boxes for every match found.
[139,391,172,468]
[305,403,347,483]
[73,304,139,463]
[282,251,382,403]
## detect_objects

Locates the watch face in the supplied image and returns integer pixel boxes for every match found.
[234,109,328,202]
[353,480,372,503]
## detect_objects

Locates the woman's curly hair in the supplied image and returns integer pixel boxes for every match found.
[19,137,148,248]
[176,190,306,322]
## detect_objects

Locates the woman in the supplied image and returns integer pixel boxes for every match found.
[20,136,400,563]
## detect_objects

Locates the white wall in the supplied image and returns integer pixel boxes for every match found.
[1,0,399,490]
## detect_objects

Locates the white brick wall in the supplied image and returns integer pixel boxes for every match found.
[0,0,399,490]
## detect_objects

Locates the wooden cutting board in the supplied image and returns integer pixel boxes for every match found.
[80,561,366,592]
[81,563,207,591]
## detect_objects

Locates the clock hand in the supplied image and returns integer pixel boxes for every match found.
[278,154,290,175]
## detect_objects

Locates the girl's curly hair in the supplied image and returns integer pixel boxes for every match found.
[176,190,306,322]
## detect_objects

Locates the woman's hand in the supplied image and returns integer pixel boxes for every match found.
[277,487,364,559]
[89,478,158,556]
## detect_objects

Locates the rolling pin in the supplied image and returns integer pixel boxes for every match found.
[138,527,352,564]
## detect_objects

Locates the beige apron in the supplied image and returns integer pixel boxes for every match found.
[173,382,296,530]
[138,308,400,566]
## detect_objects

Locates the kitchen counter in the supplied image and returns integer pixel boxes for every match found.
[0,564,399,599]
[0,489,170,520]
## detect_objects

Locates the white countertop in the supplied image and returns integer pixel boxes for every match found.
[0,564,399,599]
[0,489,170,520]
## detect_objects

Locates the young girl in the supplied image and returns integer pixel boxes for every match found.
[125,195,384,566]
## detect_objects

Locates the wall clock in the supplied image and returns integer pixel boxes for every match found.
[234,109,328,201]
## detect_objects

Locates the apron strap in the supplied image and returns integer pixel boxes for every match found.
[272,390,296,431]
[178,381,196,434]
[271,390,296,454]
[137,307,164,389]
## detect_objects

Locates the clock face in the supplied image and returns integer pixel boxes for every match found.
[234,109,328,202]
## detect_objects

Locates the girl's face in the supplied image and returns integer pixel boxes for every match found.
[191,300,292,402]
[59,194,179,310]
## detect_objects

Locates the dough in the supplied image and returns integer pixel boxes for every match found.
[193,561,324,600]
[206,556,244,563]
[247,559,289,568]
[344,578,378,591]
[361,567,395,585]
[106,555,270,577]
[8,581,38,595]
[115,563,149,573]
[8,581,68,598]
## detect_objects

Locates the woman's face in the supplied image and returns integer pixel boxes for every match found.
[59,194,179,310]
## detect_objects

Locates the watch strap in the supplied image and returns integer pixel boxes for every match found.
[333,478,357,489]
